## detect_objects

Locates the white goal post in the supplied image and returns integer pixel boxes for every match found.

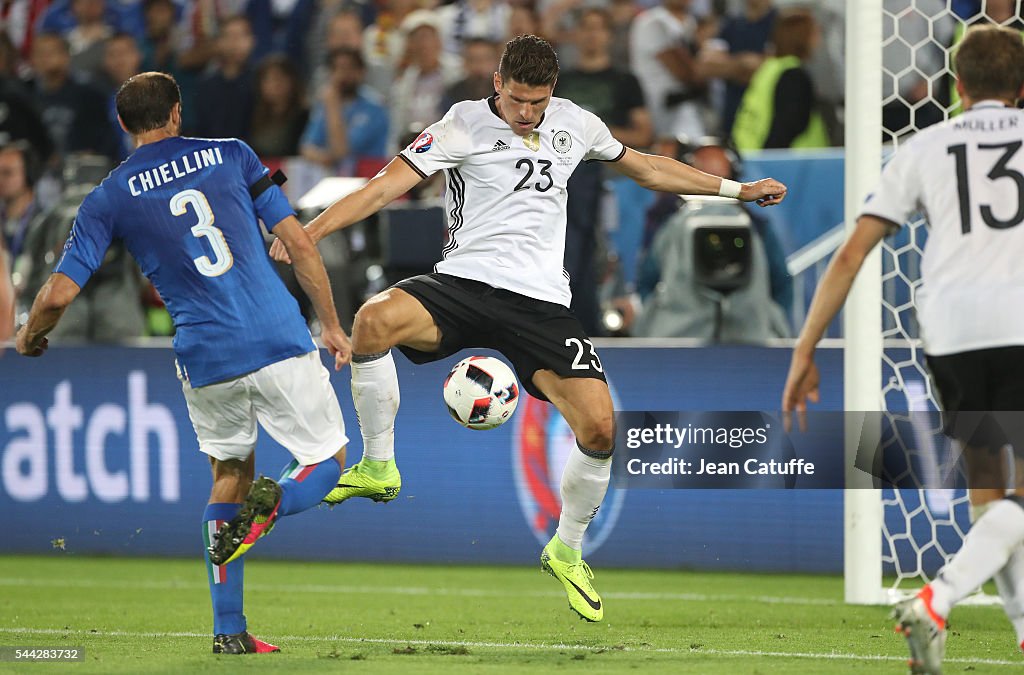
[842,0,999,606]
[844,0,885,606]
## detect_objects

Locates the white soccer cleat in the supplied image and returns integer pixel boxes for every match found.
[892,587,946,675]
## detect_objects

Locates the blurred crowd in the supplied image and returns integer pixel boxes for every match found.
[0,0,1013,344]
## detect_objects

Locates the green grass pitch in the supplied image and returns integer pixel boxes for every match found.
[0,555,1019,673]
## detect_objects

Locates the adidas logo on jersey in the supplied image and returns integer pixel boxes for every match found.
[492,140,510,152]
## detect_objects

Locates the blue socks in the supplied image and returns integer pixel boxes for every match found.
[277,457,342,516]
[202,458,340,635]
[202,502,246,635]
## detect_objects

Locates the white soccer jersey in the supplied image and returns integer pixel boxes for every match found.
[862,100,1024,355]
[398,96,626,307]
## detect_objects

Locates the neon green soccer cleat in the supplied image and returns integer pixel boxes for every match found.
[541,535,603,622]
[322,458,401,505]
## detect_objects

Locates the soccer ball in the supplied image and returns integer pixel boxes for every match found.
[442,356,520,430]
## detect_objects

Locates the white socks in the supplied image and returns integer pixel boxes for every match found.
[994,543,1024,647]
[350,351,400,462]
[930,499,1024,618]
[556,445,612,551]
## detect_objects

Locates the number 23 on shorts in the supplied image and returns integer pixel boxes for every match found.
[565,337,603,372]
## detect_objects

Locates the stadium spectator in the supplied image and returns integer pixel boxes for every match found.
[137,0,201,133]
[945,0,1023,117]
[300,47,389,175]
[29,32,118,160]
[507,5,543,41]
[0,0,47,64]
[630,0,708,139]
[65,0,117,83]
[194,15,256,140]
[15,71,351,654]
[100,33,143,160]
[0,142,43,281]
[249,54,309,158]
[38,0,132,42]
[246,0,316,74]
[556,7,653,334]
[634,136,792,339]
[362,0,419,100]
[444,37,500,106]
[782,25,1024,673]
[697,0,777,136]
[175,0,244,72]
[390,11,463,152]
[435,0,512,55]
[308,10,369,93]
[0,77,54,162]
[557,9,653,150]
[732,9,829,150]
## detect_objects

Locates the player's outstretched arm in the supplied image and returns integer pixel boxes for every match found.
[781,215,892,426]
[15,273,81,357]
[269,158,423,263]
[274,215,351,370]
[610,147,787,206]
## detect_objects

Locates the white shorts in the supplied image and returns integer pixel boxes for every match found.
[180,351,348,465]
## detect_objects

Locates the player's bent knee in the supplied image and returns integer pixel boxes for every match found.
[577,416,615,454]
[352,302,401,350]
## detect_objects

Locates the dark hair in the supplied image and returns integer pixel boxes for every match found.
[326,46,364,70]
[33,31,70,54]
[0,140,42,187]
[253,53,305,122]
[956,24,1024,102]
[115,71,181,134]
[498,34,558,87]
[772,10,817,60]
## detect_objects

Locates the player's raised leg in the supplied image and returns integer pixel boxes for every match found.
[324,289,441,505]
[203,455,280,654]
[533,371,614,622]
[210,351,351,565]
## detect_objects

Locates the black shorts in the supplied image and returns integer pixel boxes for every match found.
[926,346,1024,451]
[393,273,607,401]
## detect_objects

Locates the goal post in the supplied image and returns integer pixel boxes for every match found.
[844,0,885,605]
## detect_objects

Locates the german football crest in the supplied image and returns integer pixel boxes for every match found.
[552,131,571,153]
[522,131,540,152]
[512,387,625,552]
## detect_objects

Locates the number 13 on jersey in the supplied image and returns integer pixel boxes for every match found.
[170,188,234,277]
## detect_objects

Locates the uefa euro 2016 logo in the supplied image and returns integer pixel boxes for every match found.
[512,388,625,553]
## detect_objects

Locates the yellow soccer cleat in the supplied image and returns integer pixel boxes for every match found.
[541,535,603,622]
[323,458,401,505]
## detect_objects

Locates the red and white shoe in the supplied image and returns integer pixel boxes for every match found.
[212,631,280,654]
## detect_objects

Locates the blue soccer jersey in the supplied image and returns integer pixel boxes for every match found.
[55,137,315,387]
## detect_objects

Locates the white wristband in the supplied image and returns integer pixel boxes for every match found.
[718,178,742,199]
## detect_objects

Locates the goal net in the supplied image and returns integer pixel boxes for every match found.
[845,0,1006,604]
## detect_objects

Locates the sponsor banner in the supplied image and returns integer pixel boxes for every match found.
[0,343,905,573]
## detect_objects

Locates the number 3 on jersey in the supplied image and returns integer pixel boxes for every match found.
[170,188,233,277]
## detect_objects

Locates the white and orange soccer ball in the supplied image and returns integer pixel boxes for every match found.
[442,356,520,430]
